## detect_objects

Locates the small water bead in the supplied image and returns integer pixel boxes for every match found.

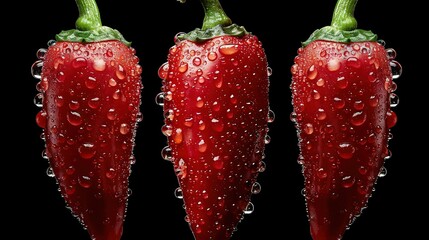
[155,92,165,106]
[267,109,275,123]
[47,39,56,46]
[258,161,266,173]
[85,77,97,89]
[161,124,173,136]
[384,149,393,160]
[251,182,262,194]
[351,111,367,126]
[33,93,44,107]
[244,202,254,214]
[93,58,106,71]
[317,168,328,179]
[336,76,348,89]
[267,67,273,77]
[107,108,117,120]
[386,110,397,128]
[173,187,183,199]
[389,60,402,79]
[390,93,399,107]
[174,128,183,144]
[316,78,325,87]
[116,65,126,80]
[178,62,188,73]
[307,65,318,80]
[128,188,133,197]
[41,149,49,159]
[264,135,271,144]
[158,62,169,79]
[120,123,130,135]
[106,168,116,179]
[46,167,55,177]
[31,60,43,79]
[303,123,314,135]
[69,100,80,110]
[290,111,297,123]
[378,166,387,177]
[317,108,327,120]
[377,39,386,46]
[198,140,207,153]
[130,155,136,165]
[333,97,345,109]
[136,112,143,122]
[161,146,173,161]
[346,57,361,68]
[193,57,202,66]
[37,48,47,60]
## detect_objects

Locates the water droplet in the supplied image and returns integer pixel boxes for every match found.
[317,168,328,179]
[136,112,143,122]
[85,77,97,89]
[377,39,386,46]
[69,100,80,110]
[78,143,96,159]
[196,97,204,108]
[88,97,100,109]
[307,65,317,80]
[244,202,254,214]
[338,143,355,159]
[219,44,239,55]
[128,188,133,196]
[193,57,201,66]
[174,187,183,199]
[130,155,136,165]
[31,60,43,79]
[390,60,402,79]
[174,128,183,144]
[164,109,174,122]
[378,166,387,177]
[208,51,218,61]
[368,72,377,83]
[106,168,116,179]
[386,110,397,128]
[251,182,262,194]
[36,48,47,60]
[290,111,297,123]
[304,123,314,135]
[66,166,75,175]
[212,157,224,170]
[178,62,188,73]
[327,59,340,71]
[384,149,392,160]
[158,62,169,78]
[266,67,273,77]
[346,57,361,68]
[333,97,345,109]
[368,95,379,107]
[161,146,173,161]
[72,57,87,69]
[107,108,117,120]
[67,111,83,126]
[386,48,397,59]
[120,123,130,135]
[198,140,207,153]
[211,119,224,132]
[174,32,185,44]
[78,175,92,188]
[316,78,325,87]
[351,111,367,126]
[47,39,56,46]
[342,176,355,188]
[155,92,165,106]
[267,109,275,123]
[161,124,173,136]
[93,58,106,71]
[390,93,399,107]
[41,149,48,159]
[264,135,271,144]
[116,65,126,80]
[33,93,44,107]
[336,76,348,89]
[258,161,266,172]
[46,167,55,177]
[316,108,327,120]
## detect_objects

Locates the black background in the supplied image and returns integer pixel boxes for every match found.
[9,0,422,239]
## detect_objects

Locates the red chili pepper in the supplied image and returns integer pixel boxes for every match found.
[31,0,142,239]
[290,0,401,239]
[157,0,273,239]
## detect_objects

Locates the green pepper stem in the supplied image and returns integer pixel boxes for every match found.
[75,0,102,31]
[200,0,232,30]
[331,0,357,31]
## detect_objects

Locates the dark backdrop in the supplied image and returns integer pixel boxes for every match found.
[10,0,420,239]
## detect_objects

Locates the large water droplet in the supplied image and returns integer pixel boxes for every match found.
[47,39,56,46]
[390,60,402,79]
[208,51,218,61]
[174,128,183,144]
[342,176,355,188]
[120,123,130,135]
[78,143,96,159]
[31,60,43,79]
[303,123,314,135]
[158,62,169,79]
[386,110,397,128]
[88,97,100,109]
[178,62,188,73]
[327,59,340,72]
[351,111,367,126]
[106,168,116,179]
[198,140,207,153]
[72,57,87,69]
[386,48,397,59]
[346,57,361,68]
[116,65,126,80]
[174,32,185,44]
[93,58,106,71]
[338,143,355,159]
[219,44,239,55]
[307,65,317,80]
[67,111,83,126]
[33,93,44,107]
[317,168,328,179]
[85,77,97,89]
[78,175,92,188]
[161,146,173,161]
[37,48,47,60]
